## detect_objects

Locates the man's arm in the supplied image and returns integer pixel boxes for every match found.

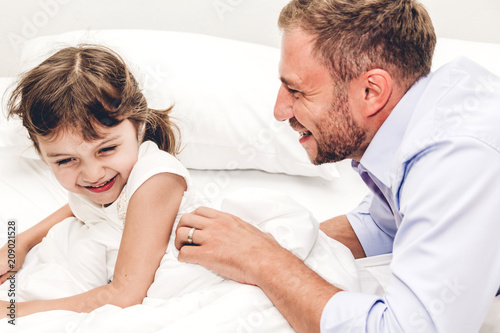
[252,240,342,332]
[320,215,366,259]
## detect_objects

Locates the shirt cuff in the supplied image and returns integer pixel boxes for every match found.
[320,291,386,332]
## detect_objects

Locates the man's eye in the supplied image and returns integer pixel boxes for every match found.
[56,158,73,165]
[288,87,299,94]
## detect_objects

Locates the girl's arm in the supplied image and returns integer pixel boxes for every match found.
[4,172,185,318]
[0,204,73,284]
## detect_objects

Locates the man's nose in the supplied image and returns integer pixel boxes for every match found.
[274,84,295,122]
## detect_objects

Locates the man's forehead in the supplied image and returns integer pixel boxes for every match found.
[281,28,316,59]
[279,29,331,90]
[279,30,312,81]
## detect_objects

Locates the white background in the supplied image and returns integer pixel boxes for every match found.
[1,0,500,77]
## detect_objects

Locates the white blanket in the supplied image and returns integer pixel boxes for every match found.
[0,188,376,333]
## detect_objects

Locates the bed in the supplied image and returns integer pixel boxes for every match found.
[0,29,499,332]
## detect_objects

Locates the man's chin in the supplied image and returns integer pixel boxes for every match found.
[311,157,329,166]
[303,148,321,165]
[310,154,329,166]
[304,142,344,165]
[311,151,345,165]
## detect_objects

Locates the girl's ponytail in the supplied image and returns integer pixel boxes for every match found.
[143,106,179,155]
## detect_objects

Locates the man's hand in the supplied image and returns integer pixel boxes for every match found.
[175,206,282,286]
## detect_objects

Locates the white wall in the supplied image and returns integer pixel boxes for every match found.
[1,0,500,77]
[0,0,290,76]
[421,0,500,45]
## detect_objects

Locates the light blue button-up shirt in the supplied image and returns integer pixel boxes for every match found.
[321,57,500,332]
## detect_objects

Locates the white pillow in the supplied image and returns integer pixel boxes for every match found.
[14,29,339,180]
[0,77,34,151]
[432,38,500,76]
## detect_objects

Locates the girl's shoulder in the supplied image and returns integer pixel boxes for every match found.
[137,141,184,168]
[128,141,191,195]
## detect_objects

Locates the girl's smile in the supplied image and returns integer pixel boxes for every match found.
[84,175,118,193]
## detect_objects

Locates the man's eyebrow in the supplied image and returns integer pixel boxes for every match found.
[280,76,291,86]
[280,76,299,89]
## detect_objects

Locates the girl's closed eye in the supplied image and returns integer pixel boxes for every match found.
[56,158,75,166]
[100,145,118,154]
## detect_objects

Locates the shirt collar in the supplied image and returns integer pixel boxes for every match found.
[355,74,432,187]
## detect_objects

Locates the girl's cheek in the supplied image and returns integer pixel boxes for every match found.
[52,170,74,189]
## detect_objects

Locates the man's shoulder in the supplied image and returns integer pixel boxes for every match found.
[396,58,500,163]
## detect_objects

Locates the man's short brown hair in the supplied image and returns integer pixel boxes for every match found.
[279,0,436,90]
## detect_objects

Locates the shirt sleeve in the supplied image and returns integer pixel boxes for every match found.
[346,192,394,256]
[322,137,500,332]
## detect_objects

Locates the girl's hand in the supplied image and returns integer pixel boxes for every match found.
[0,240,28,285]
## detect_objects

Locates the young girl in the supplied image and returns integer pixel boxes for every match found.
[0,44,208,317]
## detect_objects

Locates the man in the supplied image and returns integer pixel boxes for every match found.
[175,0,500,332]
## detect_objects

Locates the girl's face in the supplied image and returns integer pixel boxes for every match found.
[37,119,140,206]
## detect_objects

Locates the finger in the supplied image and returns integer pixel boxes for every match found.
[177,211,208,231]
[174,226,201,249]
[191,206,222,219]
[177,242,204,265]
[177,206,224,231]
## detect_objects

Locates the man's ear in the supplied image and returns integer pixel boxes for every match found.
[350,69,393,118]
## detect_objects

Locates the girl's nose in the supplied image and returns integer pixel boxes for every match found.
[81,162,106,185]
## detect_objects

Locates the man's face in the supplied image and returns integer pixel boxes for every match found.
[274,28,367,164]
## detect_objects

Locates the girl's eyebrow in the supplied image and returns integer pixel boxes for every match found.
[46,152,70,158]
[45,135,121,158]
[98,135,121,147]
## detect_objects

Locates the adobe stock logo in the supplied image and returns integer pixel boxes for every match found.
[213,0,244,21]
[8,0,73,53]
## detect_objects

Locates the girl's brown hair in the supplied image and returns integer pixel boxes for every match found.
[279,0,436,91]
[7,44,178,154]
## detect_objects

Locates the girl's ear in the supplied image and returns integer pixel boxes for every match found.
[350,69,393,119]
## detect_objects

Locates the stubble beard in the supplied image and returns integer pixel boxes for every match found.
[312,89,366,165]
